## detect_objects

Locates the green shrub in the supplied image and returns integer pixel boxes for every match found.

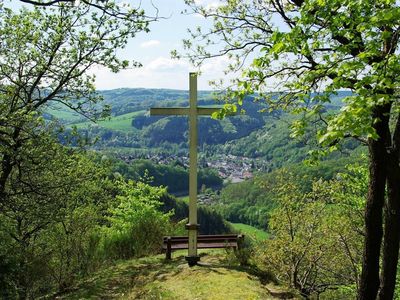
[100,180,173,260]
[225,236,254,267]
[45,206,102,291]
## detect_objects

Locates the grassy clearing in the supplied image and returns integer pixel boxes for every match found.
[72,110,146,132]
[230,223,269,241]
[54,250,293,300]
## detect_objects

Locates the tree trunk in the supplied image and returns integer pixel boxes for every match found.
[0,126,22,205]
[378,115,400,300]
[378,161,400,300]
[358,106,390,300]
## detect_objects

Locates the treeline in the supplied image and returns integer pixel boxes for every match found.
[100,89,216,117]
[139,114,264,146]
[69,108,363,174]
[58,95,271,151]
[161,195,230,235]
[111,158,223,194]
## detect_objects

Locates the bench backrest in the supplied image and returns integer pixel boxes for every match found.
[163,234,243,245]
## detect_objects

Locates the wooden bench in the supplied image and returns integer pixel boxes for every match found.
[162,234,244,260]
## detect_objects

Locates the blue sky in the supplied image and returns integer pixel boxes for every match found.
[92,0,236,90]
[10,0,238,90]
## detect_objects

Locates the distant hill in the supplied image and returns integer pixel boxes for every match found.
[47,88,361,170]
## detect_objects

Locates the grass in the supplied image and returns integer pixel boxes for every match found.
[54,250,293,300]
[46,107,83,123]
[72,110,146,132]
[230,223,269,241]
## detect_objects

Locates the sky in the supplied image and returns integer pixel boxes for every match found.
[92,0,235,90]
[9,0,232,90]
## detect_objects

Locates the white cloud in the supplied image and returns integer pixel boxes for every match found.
[91,57,191,90]
[146,57,189,72]
[200,56,231,74]
[90,53,238,90]
[91,64,222,90]
[140,40,161,48]
[190,1,222,19]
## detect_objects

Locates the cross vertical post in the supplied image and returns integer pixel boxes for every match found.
[186,72,200,265]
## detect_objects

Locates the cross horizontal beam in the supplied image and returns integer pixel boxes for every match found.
[150,107,221,116]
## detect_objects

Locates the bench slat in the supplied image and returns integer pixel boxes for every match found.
[163,234,239,241]
[163,242,238,250]
[197,242,237,248]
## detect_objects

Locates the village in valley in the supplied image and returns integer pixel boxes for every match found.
[117,152,271,183]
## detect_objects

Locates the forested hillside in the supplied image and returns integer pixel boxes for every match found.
[49,88,359,166]
[46,88,363,197]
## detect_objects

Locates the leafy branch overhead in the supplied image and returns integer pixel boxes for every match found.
[0,2,148,118]
[181,0,400,148]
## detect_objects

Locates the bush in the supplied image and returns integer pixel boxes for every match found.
[225,235,254,267]
[100,180,173,260]
[45,206,102,291]
[259,168,364,299]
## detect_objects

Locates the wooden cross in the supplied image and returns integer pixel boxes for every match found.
[150,73,221,266]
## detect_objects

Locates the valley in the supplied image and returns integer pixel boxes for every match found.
[48,88,359,190]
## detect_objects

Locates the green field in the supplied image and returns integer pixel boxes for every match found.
[72,110,146,132]
[46,107,83,123]
[230,223,269,241]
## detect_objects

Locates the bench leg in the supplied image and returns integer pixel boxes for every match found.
[237,234,244,249]
[166,238,172,260]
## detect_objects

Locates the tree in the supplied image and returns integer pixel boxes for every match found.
[180,1,400,299]
[263,167,365,298]
[0,1,150,204]
[0,3,154,296]
[101,179,172,259]
[0,141,113,297]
